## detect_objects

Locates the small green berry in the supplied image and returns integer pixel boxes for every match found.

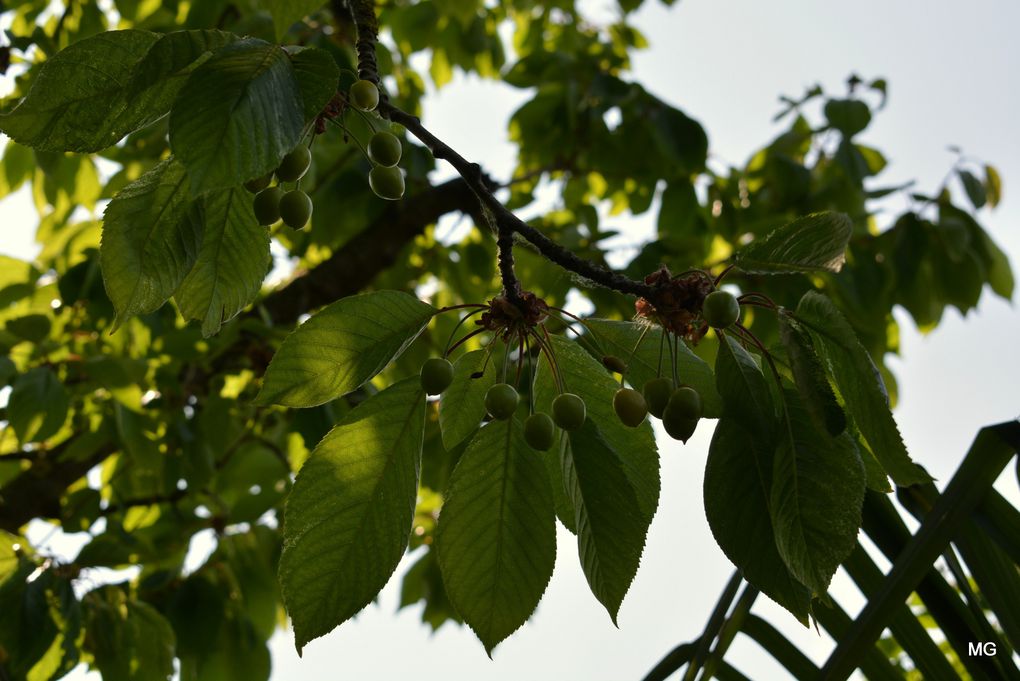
[350,79,380,112]
[276,146,311,182]
[420,357,454,395]
[253,186,284,225]
[643,377,673,419]
[369,165,405,200]
[552,393,586,431]
[524,412,556,451]
[662,401,699,443]
[613,388,648,428]
[702,290,740,329]
[667,386,702,420]
[368,131,402,167]
[485,383,519,420]
[279,189,313,229]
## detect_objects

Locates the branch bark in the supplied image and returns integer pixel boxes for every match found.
[347,0,657,301]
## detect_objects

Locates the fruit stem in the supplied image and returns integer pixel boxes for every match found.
[442,308,487,356]
[445,327,486,358]
[737,292,778,308]
[713,264,736,287]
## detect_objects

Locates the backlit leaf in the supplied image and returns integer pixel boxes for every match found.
[279,379,426,652]
[437,418,555,653]
[735,212,853,275]
[257,290,436,408]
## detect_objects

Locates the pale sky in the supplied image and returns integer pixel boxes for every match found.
[2,1,1019,679]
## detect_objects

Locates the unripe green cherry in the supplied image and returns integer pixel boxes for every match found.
[702,290,740,329]
[602,355,628,374]
[662,403,699,443]
[524,412,556,451]
[420,357,454,395]
[613,388,648,428]
[276,146,311,182]
[253,186,284,225]
[350,79,380,112]
[552,393,586,431]
[485,383,519,420]
[279,189,313,229]
[369,165,405,200]
[368,131,402,167]
[643,377,673,419]
[667,386,702,420]
[244,172,273,193]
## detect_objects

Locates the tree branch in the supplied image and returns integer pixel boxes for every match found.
[348,0,657,302]
[258,176,476,324]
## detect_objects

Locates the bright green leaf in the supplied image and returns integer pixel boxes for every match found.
[794,292,929,486]
[439,348,498,450]
[770,389,865,595]
[100,157,201,329]
[704,418,812,623]
[735,212,853,275]
[175,187,270,337]
[0,30,159,152]
[257,291,436,408]
[563,420,650,622]
[583,319,722,418]
[436,418,555,654]
[169,38,304,194]
[8,367,70,444]
[279,378,426,652]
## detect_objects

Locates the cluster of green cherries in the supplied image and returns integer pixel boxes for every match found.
[415,289,741,451]
[348,79,405,201]
[246,78,406,226]
[614,289,740,442]
[418,356,586,451]
[247,145,315,228]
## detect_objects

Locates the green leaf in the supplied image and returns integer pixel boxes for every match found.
[985,164,1002,208]
[83,587,176,681]
[279,378,426,652]
[562,420,650,623]
[824,98,871,138]
[583,319,721,418]
[535,335,660,524]
[175,187,270,337]
[0,30,159,152]
[734,212,853,274]
[794,292,929,486]
[8,367,70,444]
[778,315,846,436]
[704,418,811,623]
[770,389,865,595]
[436,418,555,654]
[257,291,436,408]
[169,38,304,194]
[288,46,340,121]
[714,333,776,442]
[100,157,201,329]
[438,349,498,450]
[263,0,326,39]
[958,169,987,209]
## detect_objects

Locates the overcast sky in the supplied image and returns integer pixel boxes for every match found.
[2,1,1019,679]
